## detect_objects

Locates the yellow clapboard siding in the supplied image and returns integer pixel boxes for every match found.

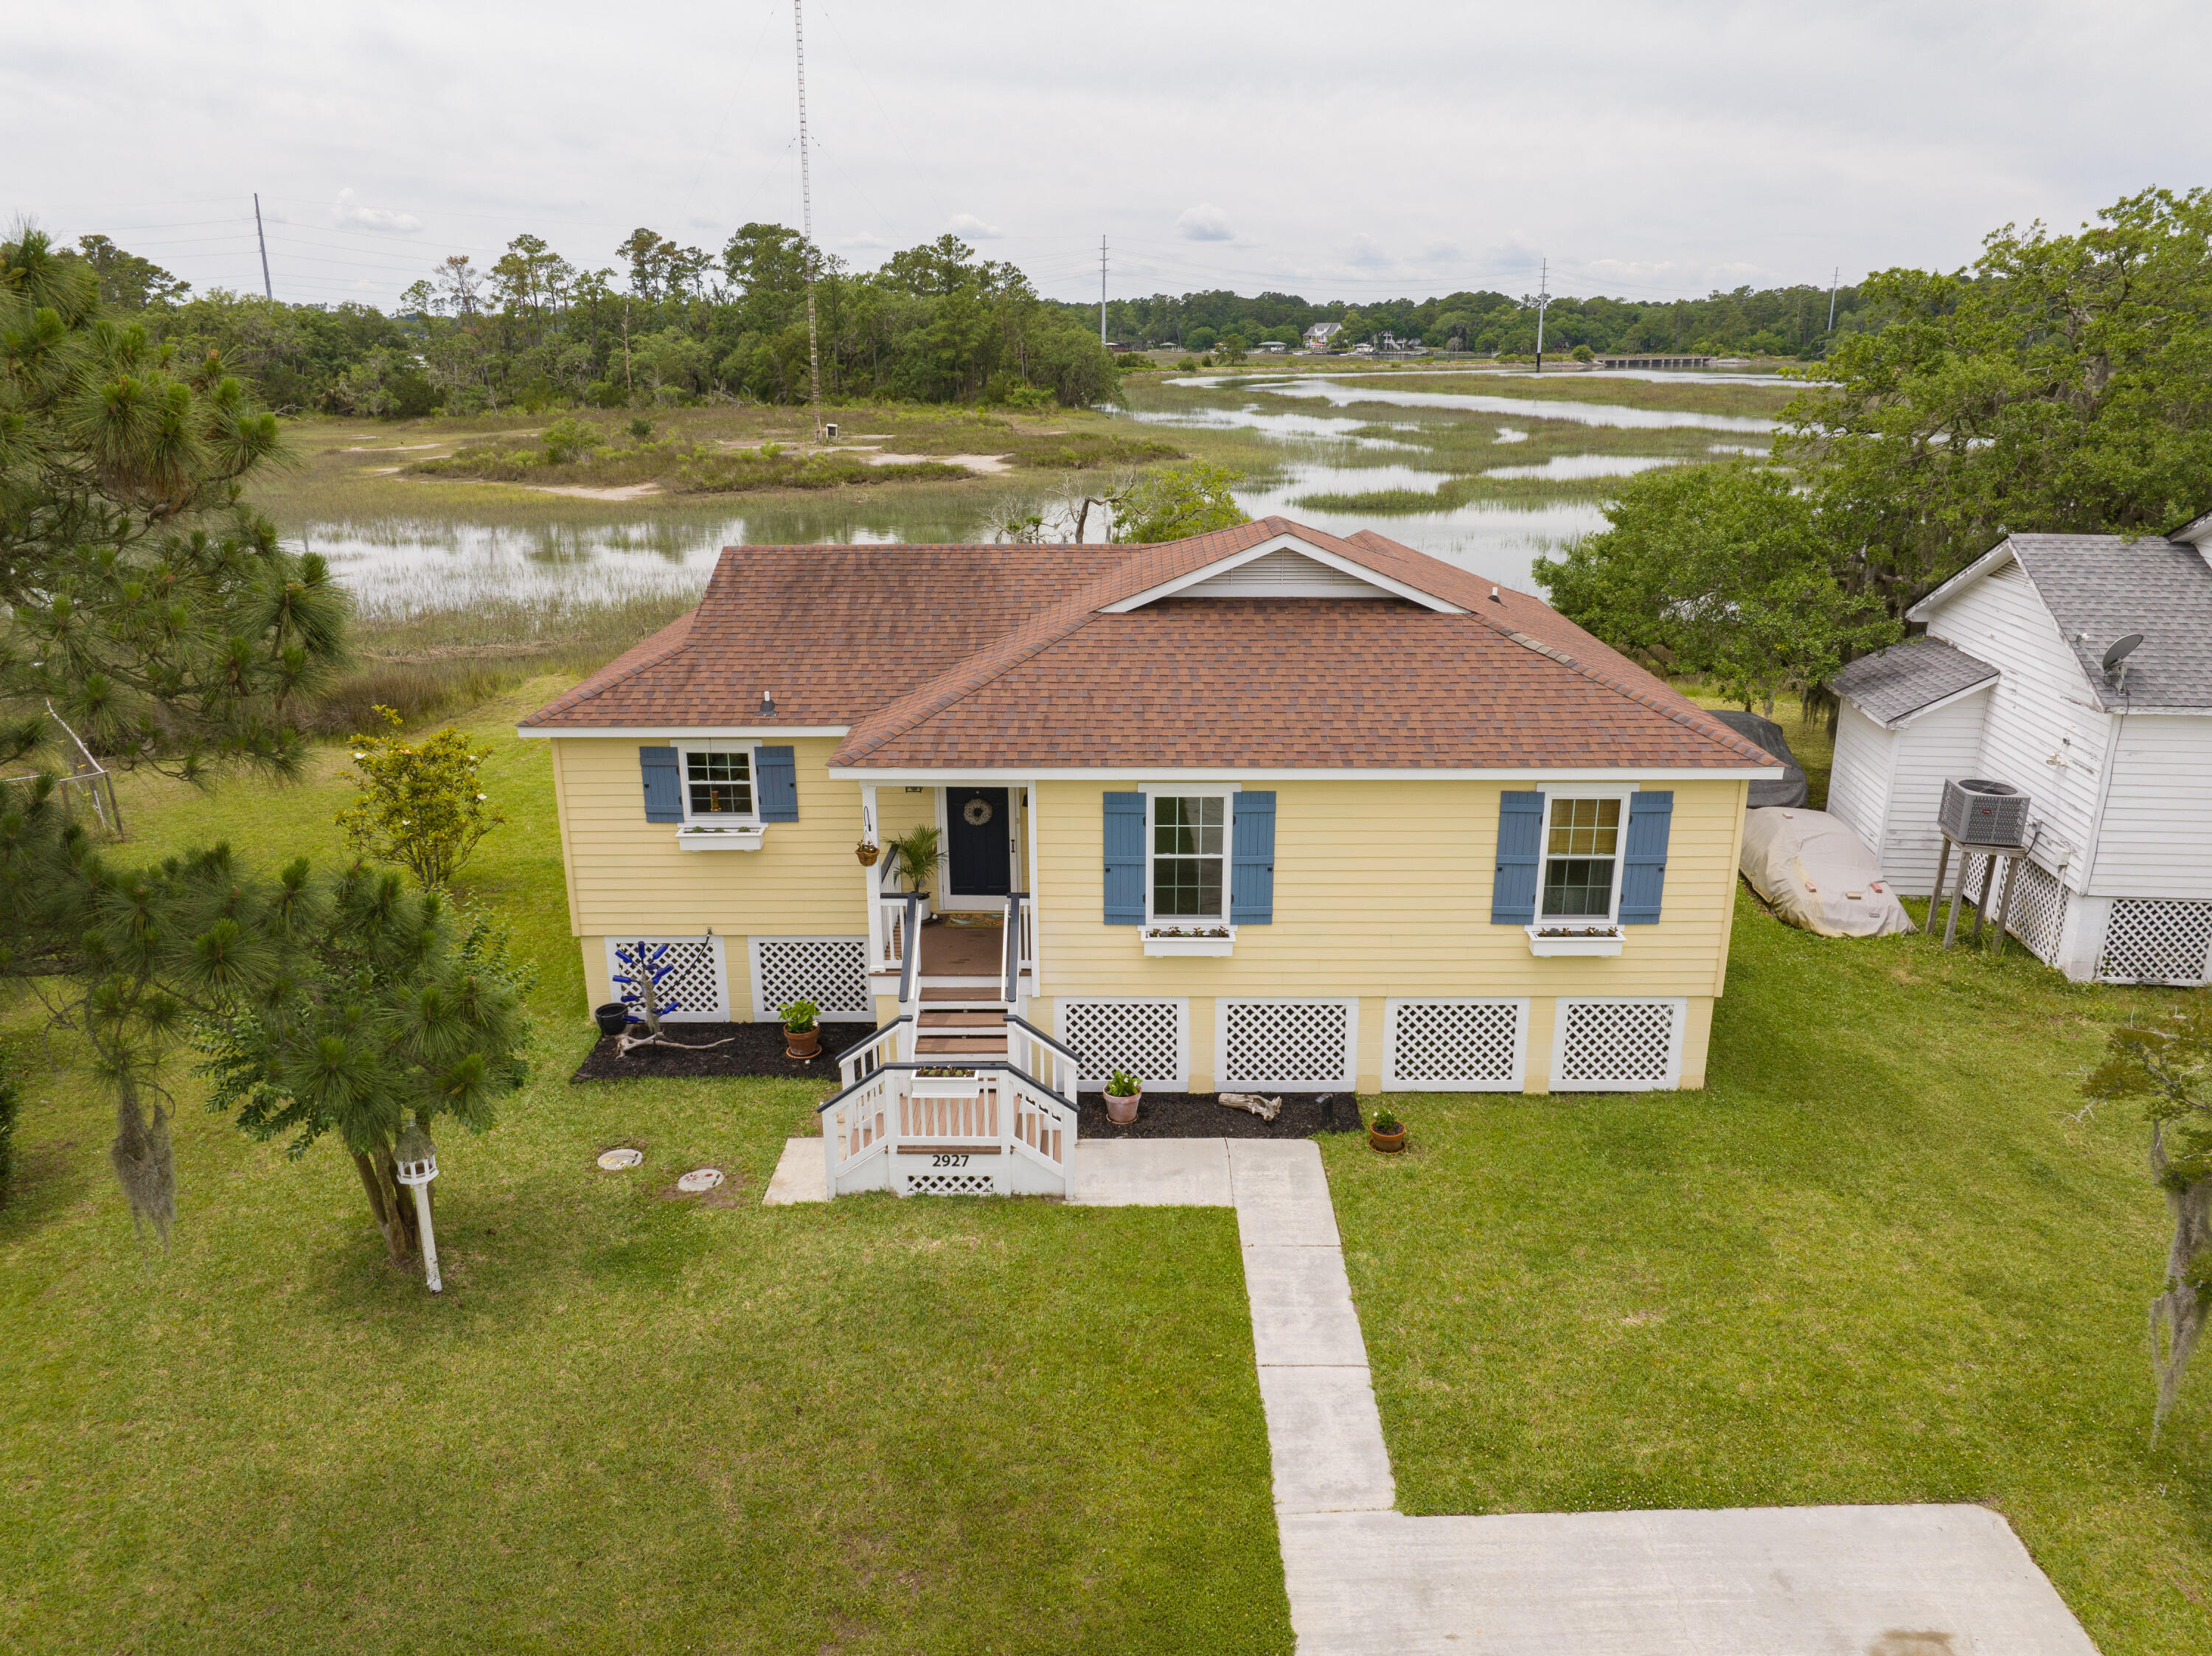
[1032,779,1745,1001]
[552,737,870,937]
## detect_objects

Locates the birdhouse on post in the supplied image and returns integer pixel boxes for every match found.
[394,1118,443,1294]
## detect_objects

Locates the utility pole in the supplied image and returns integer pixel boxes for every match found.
[253,192,273,301]
[1826,265,1840,332]
[1533,258,1551,372]
[794,0,824,442]
[1099,235,1108,346]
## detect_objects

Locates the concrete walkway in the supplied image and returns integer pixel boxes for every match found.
[765,1135,2101,1655]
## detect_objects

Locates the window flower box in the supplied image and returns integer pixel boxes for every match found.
[1525,922,1623,957]
[1143,923,1237,957]
[675,824,765,851]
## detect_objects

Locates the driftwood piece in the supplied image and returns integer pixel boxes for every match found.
[615,1030,736,1057]
[1217,1091,1283,1122]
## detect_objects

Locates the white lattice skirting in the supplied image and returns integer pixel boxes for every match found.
[1382,998,1528,1091]
[1551,997,1686,1092]
[2099,900,2212,987]
[603,936,728,1022]
[2000,857,2069,967]
[748,936,872,1021]
[1057,998,1188,1091]
[1218,998,1358,1090]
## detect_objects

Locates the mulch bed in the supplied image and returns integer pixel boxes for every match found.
[571,1026,1366,1141]
[570,1021,875,1083]
[1077,1091,1363,1140]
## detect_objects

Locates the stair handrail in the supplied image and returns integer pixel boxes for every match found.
[1001,891,1026,1005]
[835,1016,909,1086]
[1009,1012,1084,1105]
[896,891,925,1005]
[814,1059,1078,1117]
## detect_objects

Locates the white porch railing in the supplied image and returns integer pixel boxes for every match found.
[817,1061,1080,1197]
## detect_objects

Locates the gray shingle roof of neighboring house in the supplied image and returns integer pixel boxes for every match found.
[1832,639,1999,727]
[1999,535,2212,710]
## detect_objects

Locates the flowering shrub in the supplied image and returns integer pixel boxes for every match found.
[335,706,504,889]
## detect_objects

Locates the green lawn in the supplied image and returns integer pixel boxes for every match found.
[10,682,2212,1653]
[1326,895,2212,1654]
[0,687,1290,1655]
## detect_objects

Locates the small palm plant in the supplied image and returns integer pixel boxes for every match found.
[886,824,943,894]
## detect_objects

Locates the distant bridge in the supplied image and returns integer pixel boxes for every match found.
[1599,355,1714,370]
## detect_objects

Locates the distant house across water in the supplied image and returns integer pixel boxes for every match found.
[1303,321,1343,351]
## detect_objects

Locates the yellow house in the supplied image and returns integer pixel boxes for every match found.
[521,518,1776,1192]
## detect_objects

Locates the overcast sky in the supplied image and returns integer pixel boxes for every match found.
[10,0,2209,310]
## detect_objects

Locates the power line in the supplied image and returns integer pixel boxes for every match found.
[793,0,824,442]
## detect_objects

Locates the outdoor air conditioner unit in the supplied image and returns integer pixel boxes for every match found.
[1939,777,2031,846]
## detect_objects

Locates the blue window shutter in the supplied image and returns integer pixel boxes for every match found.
[1103,791,1145,925]
[1231,791,1276,925]
[757,745,798,821]
[1619,791,1673,925]
[1491,791,1544,924]
[639,745,682,823]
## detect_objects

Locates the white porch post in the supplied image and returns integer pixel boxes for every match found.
[860,783,881,970]
[1025,776,1043,985]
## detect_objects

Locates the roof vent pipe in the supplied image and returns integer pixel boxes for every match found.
[760,689,776,716]
[1489,586,1501,603]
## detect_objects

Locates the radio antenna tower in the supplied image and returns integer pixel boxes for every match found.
[1534,257,1551,373]
[794,0,824,442]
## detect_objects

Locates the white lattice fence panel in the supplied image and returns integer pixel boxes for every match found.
[2003,859,2068,967]
[605,936,727,1022]
[1057,999,1186,1090]
[1551,998,1684,1092]
[2099,900,2212,987]
[750,936,871,1021]
[903,1171,998,1197]
[1219,998,1357,1090]
[1385,999,1526,1091]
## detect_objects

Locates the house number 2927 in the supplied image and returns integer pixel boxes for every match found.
[931,1154,970,1168]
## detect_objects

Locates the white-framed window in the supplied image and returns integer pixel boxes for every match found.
[1540,791,1632,922]
[1147,790,1232,922]
[678,742,757,824]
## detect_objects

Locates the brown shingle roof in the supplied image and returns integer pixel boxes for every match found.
[521,542,1138,728]
[521,517,1773,773]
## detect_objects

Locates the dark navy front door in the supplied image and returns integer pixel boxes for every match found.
[946,787,1012,897]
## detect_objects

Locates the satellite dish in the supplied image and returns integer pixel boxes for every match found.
[2101,633,2144,678]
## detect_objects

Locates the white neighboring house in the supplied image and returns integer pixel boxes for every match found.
[1826,515,2212,987]
[1303,321,1343,351]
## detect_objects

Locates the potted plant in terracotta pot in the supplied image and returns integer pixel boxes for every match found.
[1368,1109,1407,1154]
[1104,1068,1143,1126]
[779,998,822,1060]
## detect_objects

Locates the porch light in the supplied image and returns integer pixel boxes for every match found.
[393,1118,444,1295]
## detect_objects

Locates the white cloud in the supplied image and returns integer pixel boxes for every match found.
[331,188,420,234]
[13,1,2211,307]
[1345,234,1391,268]
[947,212,1003,239]
[1176,203,1233,242]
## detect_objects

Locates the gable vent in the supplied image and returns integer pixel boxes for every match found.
[1176,549,1404,600]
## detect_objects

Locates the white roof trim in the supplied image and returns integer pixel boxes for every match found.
[1905,540,2019,623]
[1851,675,1999,731]
[1099,531,1466,614]
[516,725,849,740]
[831,764,1779,782]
